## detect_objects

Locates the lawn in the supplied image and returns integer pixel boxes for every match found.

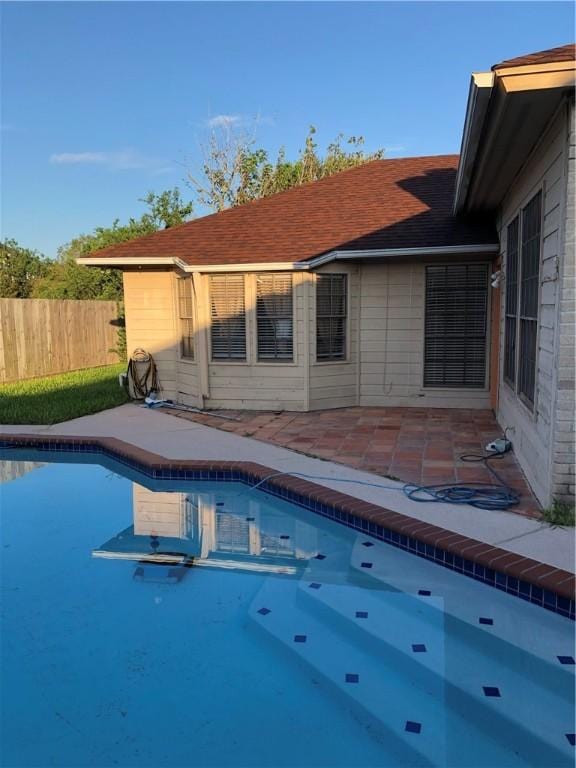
[0,363,130,425]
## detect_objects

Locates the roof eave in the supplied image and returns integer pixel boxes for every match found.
[455,60,576,214]
[77,243,500,272]
[453,71,495,215]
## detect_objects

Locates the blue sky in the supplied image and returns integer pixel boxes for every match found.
[1,1,573,258]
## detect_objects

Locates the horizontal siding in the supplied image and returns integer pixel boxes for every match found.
[204,272,307,411]
[133,484,187,538]
[309,264,359,410]
[551,100,575,503]
[123,271,178,400]
[358,261,491,409]
[497,105,569,505]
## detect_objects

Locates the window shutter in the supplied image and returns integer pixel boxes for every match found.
[210,275,246,360]
[256,274,293,361]
[316,274,347,361]
[424,264,488,388]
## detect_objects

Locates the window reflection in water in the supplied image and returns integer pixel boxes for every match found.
[92,481,318,577]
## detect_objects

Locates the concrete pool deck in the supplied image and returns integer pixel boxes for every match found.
[1,403,574,573]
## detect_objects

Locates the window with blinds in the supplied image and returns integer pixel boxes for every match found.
[502,191,542,409]
[177,278,194,359]
[424,264,488,388]
[209,275,246,361]
[316,274,347,361]
[518,191,542,406]
[504,217,519,386]
[256,274,294,361]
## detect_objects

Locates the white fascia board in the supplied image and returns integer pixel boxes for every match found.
[77,256,309,272]
[453,71,495,214]
[307,243,500,268]
[77,256,178,267]
[78,245,499,272]
[179,261,309,273]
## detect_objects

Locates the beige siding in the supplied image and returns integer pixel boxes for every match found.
[177,362,201,408]
[550,100,575,503]
[309,264,360,410]
[201,272,307,411]
[497,104,571,506]
[133,484,189,538]
[358,261,492,409]
[123,270,179,399]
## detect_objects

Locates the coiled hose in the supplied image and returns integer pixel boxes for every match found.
[403,450,520,511]
[242,448,520,512]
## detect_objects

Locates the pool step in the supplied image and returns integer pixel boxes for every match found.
[347,537,575,667]
[333,538,575,766]
[249,578,444,768]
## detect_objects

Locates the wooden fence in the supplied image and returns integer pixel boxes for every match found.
[0,299,121,383]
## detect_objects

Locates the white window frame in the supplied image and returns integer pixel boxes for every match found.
[422,262,491,391]
[176,276,195,362]
[209,274,248,364]
[314,272,349,364]
[502,189,543,413]
[255,273,295,364]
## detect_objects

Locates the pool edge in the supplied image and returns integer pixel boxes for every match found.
[1,432,574,619]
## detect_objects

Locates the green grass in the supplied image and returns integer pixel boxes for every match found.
[0,363,129,425]
[541,499,576,527]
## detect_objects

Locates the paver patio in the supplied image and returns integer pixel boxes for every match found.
[162,406,541,518]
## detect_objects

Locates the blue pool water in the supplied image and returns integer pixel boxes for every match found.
[0,451,574,768]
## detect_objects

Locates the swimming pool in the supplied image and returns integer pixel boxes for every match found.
[1,449,574,767]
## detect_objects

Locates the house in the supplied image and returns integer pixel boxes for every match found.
[80,43,575,508]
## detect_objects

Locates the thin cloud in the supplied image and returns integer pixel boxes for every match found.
[384,144,407,155]
[206,115,241,128]
[49,148,175,174]
[205,113,275,129]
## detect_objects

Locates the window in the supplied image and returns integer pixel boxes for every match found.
[503,191,542,409]
[316,274,347,361]
[210,275,246,360]
[177,278,194,359]
[518,191,542,406]
[503,217,519,385]
[424,264,489,388]
[256,274,293,361]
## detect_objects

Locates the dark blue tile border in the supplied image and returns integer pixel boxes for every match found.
[0,436,573,621]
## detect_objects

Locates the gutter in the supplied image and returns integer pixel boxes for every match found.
[454,59,575,214]
[77,243,499,273]
[453,71,495,215]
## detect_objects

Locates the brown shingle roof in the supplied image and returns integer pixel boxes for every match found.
[492,43,575,71]
[88,155,497,266]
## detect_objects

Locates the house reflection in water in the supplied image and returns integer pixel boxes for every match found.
[0,461,45,484]
[92,482,318,580]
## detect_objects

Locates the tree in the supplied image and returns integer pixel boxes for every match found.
[31,188,193,301]
[29,187,193,361]
[0,239,48,298]
[187,124,385,213]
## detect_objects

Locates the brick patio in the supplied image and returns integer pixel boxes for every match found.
[161,406,541,518]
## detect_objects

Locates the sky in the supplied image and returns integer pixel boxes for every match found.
[1,1,574,258]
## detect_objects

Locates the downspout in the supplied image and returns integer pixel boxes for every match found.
[192,271,210,408]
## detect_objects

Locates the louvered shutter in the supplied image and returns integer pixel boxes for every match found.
[316,274,347,361]
[210,275,246,360]
[424,264,488,388]
[256,274,293,361]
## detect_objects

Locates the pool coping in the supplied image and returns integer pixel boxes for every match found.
[1,432,574,619]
